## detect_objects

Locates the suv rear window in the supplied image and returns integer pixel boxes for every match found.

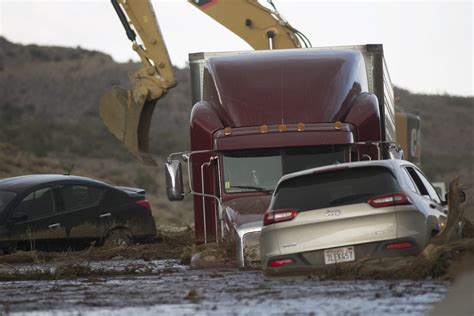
[271,166,400,212]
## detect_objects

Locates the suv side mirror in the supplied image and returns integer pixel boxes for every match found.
[8,212,28,224]
[165,160,184,201]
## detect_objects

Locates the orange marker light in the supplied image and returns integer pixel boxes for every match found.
[278,124,288,132]
[297,123,305,131]
[334,121,343,130]
[260,125,269,133]
[224,127,232,136]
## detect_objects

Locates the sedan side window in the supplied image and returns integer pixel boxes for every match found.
[16,188,55,219]
[414,169,442,204]
[59,185,105,211]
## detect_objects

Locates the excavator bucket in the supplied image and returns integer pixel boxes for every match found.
[100,86,157,166]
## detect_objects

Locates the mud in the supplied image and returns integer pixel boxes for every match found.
[0,227,194,266]
[0,259,449,315]
[0,195,472,314]
[267,238,474,281]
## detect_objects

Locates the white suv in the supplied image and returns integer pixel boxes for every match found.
[260,159,447,274]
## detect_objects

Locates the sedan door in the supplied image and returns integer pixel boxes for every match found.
[8,187,67,251]
[57,184,107,247]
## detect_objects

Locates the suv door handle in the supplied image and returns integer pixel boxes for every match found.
[48,223,60,229]
[99,212,112,218]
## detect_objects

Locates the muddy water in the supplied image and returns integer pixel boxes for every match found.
[0,259,448,315]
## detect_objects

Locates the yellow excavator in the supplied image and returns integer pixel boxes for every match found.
[100,0,420,166]
[100,0,311,165]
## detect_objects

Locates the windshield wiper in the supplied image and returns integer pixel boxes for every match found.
[229,185,273,194]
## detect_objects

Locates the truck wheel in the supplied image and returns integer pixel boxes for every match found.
[103,228,133,247]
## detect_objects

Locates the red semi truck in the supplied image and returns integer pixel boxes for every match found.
[165,44,403,267]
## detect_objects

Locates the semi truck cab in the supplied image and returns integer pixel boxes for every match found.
[166,45,399,267]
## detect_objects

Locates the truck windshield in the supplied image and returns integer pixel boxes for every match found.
[222,146,346,193]
[0,190,16,215]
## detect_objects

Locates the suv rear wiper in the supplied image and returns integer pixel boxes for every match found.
[329,192,374,206]
[230,185,273,194]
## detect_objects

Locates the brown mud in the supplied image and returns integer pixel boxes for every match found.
[0,227,194,280]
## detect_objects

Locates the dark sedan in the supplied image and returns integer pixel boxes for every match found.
[0,175,157,253]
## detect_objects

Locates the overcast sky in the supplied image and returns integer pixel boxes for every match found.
[1,0,472,96]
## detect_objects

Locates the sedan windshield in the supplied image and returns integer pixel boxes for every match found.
[222,146,346,193]
[0,190,16,215]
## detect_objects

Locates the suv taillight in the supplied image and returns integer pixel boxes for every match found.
[136,199,151,210]
[384,241,413,249]
[368,193,411,208]
[269,258,295,267]
[263,209,298,226]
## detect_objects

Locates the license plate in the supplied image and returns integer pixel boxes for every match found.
[324,246,355,264]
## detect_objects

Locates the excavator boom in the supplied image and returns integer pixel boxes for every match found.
[188,0,310,49]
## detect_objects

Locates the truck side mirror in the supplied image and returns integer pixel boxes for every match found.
[165,160,184,201]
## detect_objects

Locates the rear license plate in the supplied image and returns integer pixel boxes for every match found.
[324,246,355,264]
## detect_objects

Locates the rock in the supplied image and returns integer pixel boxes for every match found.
[185,288,201,301]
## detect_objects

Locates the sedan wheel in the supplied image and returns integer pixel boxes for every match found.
[103,228,133,247]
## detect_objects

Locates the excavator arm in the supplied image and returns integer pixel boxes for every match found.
[100,0,309,165]
[100,0,175,165]
[188,0,311,50]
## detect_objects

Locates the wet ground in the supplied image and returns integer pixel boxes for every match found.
[0,259,449,315]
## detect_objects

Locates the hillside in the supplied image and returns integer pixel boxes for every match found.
[0,36,191,159]
[0,37,472,223]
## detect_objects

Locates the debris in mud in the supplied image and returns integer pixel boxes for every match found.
[0,227,193,281]
[189,242,237,269]
[0,259,185,281]
[185,288,202,301]
[0,226,194,265]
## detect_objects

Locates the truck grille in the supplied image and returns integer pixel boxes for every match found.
[243,231,261,267]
